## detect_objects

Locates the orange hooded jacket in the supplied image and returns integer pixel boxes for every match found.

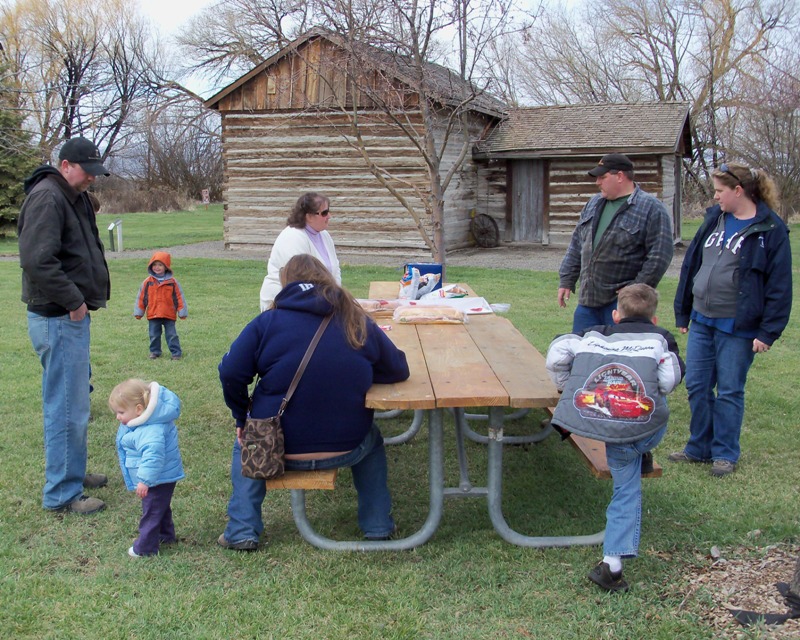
[134,251,188,321]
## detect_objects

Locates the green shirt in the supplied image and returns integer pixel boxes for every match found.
[593,196,628,249]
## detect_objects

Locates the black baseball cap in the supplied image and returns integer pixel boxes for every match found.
[58,137,110,177]
[588,153,634,177]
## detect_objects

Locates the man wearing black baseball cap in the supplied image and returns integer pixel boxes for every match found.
[17,137,111,515]
[557,153,673,332]
[58,137,110,178]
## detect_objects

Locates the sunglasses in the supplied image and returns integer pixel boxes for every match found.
[720,163,741,185]
[314,208,330,217]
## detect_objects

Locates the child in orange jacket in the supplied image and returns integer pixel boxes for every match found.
[134,252,188,360]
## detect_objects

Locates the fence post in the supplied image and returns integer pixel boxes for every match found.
[107,218,123,252]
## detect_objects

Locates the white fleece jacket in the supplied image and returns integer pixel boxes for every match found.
[258,226,341,312]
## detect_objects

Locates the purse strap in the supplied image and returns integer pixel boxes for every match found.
[274,314,332,417]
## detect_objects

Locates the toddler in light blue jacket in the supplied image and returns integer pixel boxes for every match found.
[110,379,185,557]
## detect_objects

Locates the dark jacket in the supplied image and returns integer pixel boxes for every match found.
[18,165,110,314]
[674,202,792,346]
[219,282,410,454]
[546,317,684,444]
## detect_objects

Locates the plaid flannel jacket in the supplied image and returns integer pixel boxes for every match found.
[559,185,673,308]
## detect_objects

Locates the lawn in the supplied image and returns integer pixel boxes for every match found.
[1,220,798,639]
[0,205,224,255]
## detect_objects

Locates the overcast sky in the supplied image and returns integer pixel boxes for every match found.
[139,0,216,36]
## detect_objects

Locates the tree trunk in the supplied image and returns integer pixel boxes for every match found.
[790,553,800,599]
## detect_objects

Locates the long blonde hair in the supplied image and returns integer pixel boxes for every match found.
[109,378,151,411]
[279,254,368,349]
[713,162,780,211]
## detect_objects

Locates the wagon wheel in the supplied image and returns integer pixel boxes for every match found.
[471,214,500,248]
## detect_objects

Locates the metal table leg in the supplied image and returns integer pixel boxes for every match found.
[457,407,554,445]
[382,409,424,445]
[485,407,605,548]
[289,409,444,550]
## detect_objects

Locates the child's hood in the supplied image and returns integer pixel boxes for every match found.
[125,382,181,428]
[148,251,173,277]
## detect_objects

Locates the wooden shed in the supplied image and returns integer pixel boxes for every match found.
[472,102,693,245]
[203,28,506,259]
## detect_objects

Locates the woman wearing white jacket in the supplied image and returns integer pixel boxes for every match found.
[259,192,341,311]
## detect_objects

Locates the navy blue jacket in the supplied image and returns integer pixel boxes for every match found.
[219,282,410,454]
[674,202,792,346]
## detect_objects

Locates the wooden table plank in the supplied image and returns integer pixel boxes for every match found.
[416,323,508,408]
[466,315,561,408]
[366,323,436,410]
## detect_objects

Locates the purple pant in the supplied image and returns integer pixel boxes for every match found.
[133,482,176,556]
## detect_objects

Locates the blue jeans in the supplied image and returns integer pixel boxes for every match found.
[684,321,755,464]
[573,301,617,333]
[148,319,181,357]
[223,424,394,543]
[603,425,666,557]
[28,312,92,509]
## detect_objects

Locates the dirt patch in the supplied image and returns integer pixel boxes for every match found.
[674,543,799,638]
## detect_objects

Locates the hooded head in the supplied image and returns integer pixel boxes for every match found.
[148,251,172,277]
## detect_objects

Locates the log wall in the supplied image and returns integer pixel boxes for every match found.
[220,110,495,257]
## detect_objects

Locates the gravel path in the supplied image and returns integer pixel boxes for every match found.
[101,240,685,277]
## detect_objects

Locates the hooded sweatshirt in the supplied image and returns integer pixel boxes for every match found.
[18,165,110,315]
[219,281,410,454]
[116,382,185,490]
[134,251,188,321]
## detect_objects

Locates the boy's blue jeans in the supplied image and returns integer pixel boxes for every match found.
[148,319,181,357]
[603,425,666,558]
[28,312,91,510]
[223,424,394,543]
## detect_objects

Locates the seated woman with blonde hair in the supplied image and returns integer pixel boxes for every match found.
[219,254,409,550]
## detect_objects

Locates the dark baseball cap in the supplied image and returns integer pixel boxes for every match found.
[588,153,634,177]
[58,137,110,177]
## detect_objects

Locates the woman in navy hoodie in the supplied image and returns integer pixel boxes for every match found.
[218,255,410,549]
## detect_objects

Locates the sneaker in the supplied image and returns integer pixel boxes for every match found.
[667,450,709,464]
[149,353,161,359]
[59,495,106,515]
[641,452,654,475]
[128,546,142,558]
[171,355,182,361]
[83,473,108,489]
[587,562,630,593]
[217,533,259,551]
[711,459,737,477]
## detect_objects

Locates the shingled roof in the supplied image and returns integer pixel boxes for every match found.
[474,102,691,159]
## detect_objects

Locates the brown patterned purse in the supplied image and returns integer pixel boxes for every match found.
[240,315,331,480]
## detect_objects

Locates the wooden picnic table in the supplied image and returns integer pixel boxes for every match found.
[287,282,606,550]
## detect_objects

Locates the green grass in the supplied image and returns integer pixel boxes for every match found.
[0,204,224,255]
[1,225,799,639]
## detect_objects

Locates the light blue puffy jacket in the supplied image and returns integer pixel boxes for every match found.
[116,382,185,490]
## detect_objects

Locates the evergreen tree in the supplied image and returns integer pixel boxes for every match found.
[0,61,38,236]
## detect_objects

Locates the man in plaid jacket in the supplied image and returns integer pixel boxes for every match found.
[557,153,674,333]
